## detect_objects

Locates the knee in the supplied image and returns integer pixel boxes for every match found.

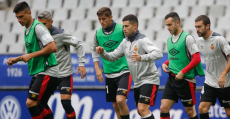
[160,104,170,113]
[113,102,119,111]
[137,106,148,116]
[185,107,194,117]
[116,97,126,106]
[198,105,209,114]
[26,99,37,108]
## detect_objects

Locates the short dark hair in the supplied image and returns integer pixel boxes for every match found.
[122,14,138,26]
[13,1,30,13]
[195,15,211,29]
[165,12,180,23]
[97,7,112,17]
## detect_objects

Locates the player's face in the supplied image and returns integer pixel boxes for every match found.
[195,21,208,37]
[165,17,178,35]
[98,14,112,29]
[15,10,31,26]
[38,18,53,30]
[123,21,136,37]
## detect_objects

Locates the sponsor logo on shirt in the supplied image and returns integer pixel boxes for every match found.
[211,44,214,50]
[169,48,180,56]
[103,40,118,48]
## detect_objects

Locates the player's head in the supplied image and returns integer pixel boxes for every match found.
[195,15,211,37]
[13,1,32,26]
[165,12,181,35]
[38,11,53,30]
[122,14,138,37]
[97,7,113,29]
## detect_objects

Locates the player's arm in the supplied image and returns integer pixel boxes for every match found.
[175,35,201,80]
[62,30,86,78]
[96,39,125,61]
[91,34,104,83]
[131,37,163,62]
[7,56,23,67]
[162,60,170,73]
[218,37,230,88]
[21,25,57,63]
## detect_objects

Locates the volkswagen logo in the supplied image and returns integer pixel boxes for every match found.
[0,96,21,119]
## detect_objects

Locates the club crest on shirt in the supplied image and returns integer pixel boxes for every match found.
[211,44,214,50]
[134,46,137,51]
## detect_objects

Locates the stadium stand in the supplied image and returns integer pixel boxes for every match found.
[0,0,229,54]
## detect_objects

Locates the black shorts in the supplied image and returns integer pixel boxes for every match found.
[28,74,58,102]
[162,73,196,107]
[57,75,73,95]
[134,84,159,107]
[106,72,132,102]
[200,83,230,108]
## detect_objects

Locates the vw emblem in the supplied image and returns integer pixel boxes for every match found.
[0,96,21,119]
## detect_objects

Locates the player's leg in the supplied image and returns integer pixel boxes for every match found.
[219,86,230,118]
[179,80,198,119]
[59,75,76,119]
[39,76,60,119]
[199,83,217,119]
[113,102,121,119]
[27,75,53,119]
[116,73,132,119]
[106,76,121,119]
[160,76,177,119]
[136,84,159,119]
[198,102,212,119]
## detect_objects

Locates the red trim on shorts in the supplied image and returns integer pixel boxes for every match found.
[31,114,43,119]
[48,108,52,114]
[150,85,157,106]
[41,108,49,117]
[70,74,73,95]
[66,111,76,118]
[126,74,132,97]
[37,75,50,101]
[189,82,196,105]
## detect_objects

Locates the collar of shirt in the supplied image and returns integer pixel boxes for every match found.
[127,30,140,42]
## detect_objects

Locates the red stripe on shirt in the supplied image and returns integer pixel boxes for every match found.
[150,85,157,106]
[189,82,196,105]
[37,75,50,101]
[126,74,132,97]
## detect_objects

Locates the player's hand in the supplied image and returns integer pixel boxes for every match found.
[130,51,141,62]
[162,63,170,73]
[175,71,184,81]
[7,57,19,67]
[96,46,104,54]
[21,54,33,63]
[77,66,87,79]
[95,67,104,83]
[218,74,227,89]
